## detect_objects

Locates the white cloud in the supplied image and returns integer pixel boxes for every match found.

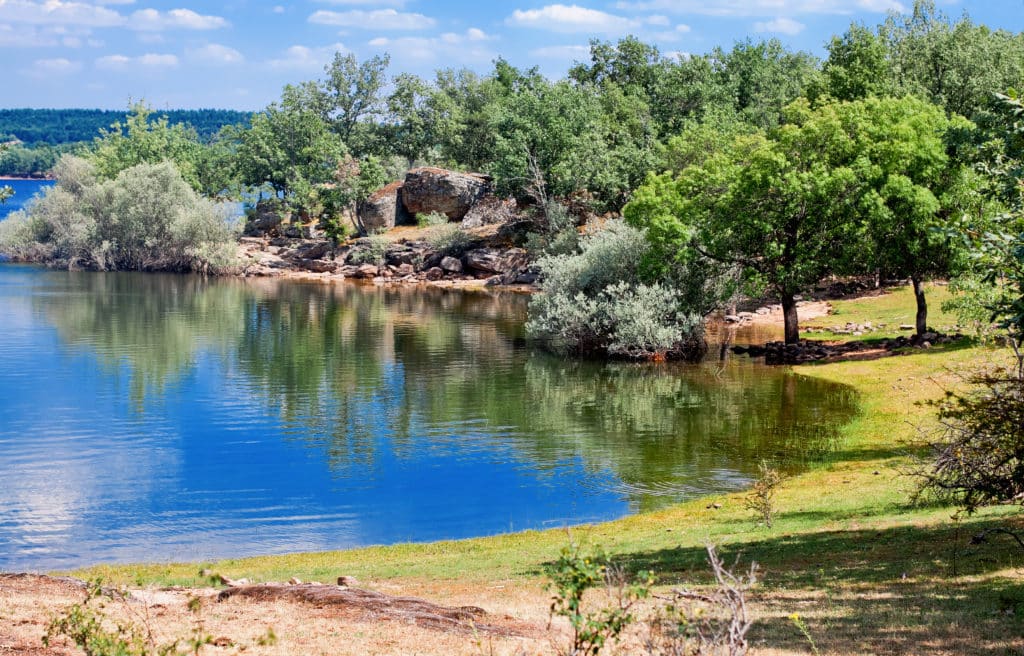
[271,5,285,13]
[367,30,495,66]
[128,8,228,31]
[646,14,670,26]
[266,42,347,70]
[308,8,434,30]
[0,24,58,46]
[613,0,904,16]
[754,17,806,34]
[0,0,124,27]
[94,0,135,4]
[529,44,590,59]
[314,0,407,4]
[189,43,244,65]
[28,56,82,75]
[507,4,638,34]
[96,51,178,69]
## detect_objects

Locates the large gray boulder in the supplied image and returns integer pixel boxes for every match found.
[461,195,518,228]
[401,167,492,221]
[358,181,412,232]
[463,248,530,275]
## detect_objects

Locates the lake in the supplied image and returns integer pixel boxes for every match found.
[0,179,54,219]
[0,266,859,571]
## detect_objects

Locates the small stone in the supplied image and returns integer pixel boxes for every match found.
[440,256,463,273]
[424,267,444,281]
[337,576,359,587]
[899,324,914,331]
[288,577,302,585]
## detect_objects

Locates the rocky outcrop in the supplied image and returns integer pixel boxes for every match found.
[463,248,530,275]
[358,181,413,232]
[401,168,492,221]
[244,200,288,237]
[461,196,518,229]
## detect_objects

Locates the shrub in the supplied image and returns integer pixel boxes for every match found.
[348,233,390,266]
[526,221,708,359]
[416,211,449,228]
[744,461,784,528]
[426,224,473,257]
[0,156,238,273]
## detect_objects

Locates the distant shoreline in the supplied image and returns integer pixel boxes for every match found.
[0,175,53,181]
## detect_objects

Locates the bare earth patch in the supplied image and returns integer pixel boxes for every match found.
[0,574,549,656]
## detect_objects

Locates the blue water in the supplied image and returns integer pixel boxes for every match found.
[0,179,54,219]
[0,267,858,571]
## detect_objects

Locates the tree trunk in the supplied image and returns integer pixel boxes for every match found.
[782,291,800,345]
[912,276,928,336]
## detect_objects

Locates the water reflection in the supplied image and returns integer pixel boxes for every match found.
[0,267,858,569]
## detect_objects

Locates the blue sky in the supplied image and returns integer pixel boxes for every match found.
[1,0,1022,110]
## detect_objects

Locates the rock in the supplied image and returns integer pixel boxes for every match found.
[514,271,539,285]
[724,314,742,323]
[461,195,518,228]
[289,577,302,585]
[440,256,463,273]
[337,576,359,587]
[396,263,415,276]
[424,267,445,281]
[244,200,288,237]
[496,219,537,247]
[899,324,914,331]
[283,224,312,239]
[352,264,379,279]
[402,167,492,221]
[358,180,413,232]
[290,240,332,261]
[463,248,529,275]
[299,259,339,273]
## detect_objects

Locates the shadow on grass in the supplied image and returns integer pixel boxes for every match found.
[612,514,1024,655]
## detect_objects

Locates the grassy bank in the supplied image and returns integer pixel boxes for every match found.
[68,289,1024,654]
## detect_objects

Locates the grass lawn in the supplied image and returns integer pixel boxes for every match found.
[68,289,1024,655]
[802,282,964,341]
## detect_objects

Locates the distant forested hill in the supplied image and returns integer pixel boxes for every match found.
[0,108,252,145]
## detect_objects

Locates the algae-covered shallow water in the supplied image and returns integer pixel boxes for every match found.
[0,266,858,570]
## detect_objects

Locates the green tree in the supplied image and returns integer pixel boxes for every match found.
[306,52,390,155]
[88,102,207,192]
[854,96,979,335]
[234,85,344,208]
[819,23,894,101]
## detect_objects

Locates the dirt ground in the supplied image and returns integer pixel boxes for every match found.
[0,574,554,656]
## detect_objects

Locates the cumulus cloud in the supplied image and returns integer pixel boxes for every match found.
[266,42,347,70]
[529,44,590,59]
[0,0,124,27]
[128,8,228,31]
[0,24,58,46]
[613,0,904,16]
[308,8,434,30]
[96,51,178,69]
[754,17,806,34]
[189,43,244,65]
[506,4,638,34]
[28,56,82,75]
[367,29,495,66]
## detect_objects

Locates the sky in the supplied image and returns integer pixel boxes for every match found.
[1,0,1022,110]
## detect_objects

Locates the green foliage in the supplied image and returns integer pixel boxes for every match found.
[416,211,449,228]
[43,579,212,656]
[0,108,250,146]
[87,103,218,196]
[627,96,972,343]
[0,156,238,273]
[425,224,472,257]
[546,544,651,656]
[234,86,345,206]
[917,365,1024,515]
[527,221,711,358]
[348,233,389,266]
[324,154,388,238]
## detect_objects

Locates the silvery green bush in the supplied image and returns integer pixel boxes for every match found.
[527,221,708,359]
[0,156,238,273]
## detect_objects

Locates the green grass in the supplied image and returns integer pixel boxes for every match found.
[802,282,963,341]
[65,292,1024,654]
